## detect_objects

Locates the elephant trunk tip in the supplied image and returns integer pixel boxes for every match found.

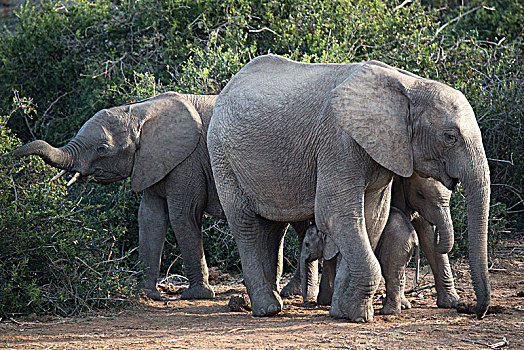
[473,296,490,319]
[435,240,453,255]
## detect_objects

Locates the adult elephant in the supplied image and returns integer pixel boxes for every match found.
[208,55,491,321]
[13,92,226,301]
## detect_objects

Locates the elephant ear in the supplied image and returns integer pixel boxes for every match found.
[331,62,420,177]
[323,235,339,261]
[131,94,202,192]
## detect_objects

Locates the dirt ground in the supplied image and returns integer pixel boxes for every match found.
[1,240,522,350]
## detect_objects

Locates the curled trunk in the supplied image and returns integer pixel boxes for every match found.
[12,140,74,170]
[434,206,454,254]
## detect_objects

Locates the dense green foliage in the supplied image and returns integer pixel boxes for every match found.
[0,0,521,316]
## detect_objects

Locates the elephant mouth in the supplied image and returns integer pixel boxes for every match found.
[91,169,125,184]
[445,177,459,191]
[59,169,123,185]
[418,171,459,191]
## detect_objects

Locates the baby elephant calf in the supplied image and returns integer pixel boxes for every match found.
[301,208,418,314]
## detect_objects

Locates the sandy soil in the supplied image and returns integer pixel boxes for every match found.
[1,240,522,350]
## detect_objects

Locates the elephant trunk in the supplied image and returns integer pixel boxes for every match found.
[460,155,491,319]
[300,251,318,303]
[433,206,454,254]
[12,140,75,170]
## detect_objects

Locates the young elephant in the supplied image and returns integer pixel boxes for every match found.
[394,173,460,309]
[300,210,418,315]
[12,92,226,301]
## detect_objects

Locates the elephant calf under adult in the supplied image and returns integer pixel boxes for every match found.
[13,92,226,301]
[300,211,418,314]
[208,55,491,321]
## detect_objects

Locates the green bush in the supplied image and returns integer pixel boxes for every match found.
[0,0,520,316]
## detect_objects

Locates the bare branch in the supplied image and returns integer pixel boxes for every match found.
[434,5,483,38]
[248,27,280,36]
[393,0,412,11]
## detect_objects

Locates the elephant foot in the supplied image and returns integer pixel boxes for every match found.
[144,287,165,301]
[302,284,320,302]
[181,284,215,300]
[379,304,402,315]
[316,290,333,306]
[330,295,374,322]
[379,301,402,315]
[280,278,301,297]
[250,289,282,317]
[436,290,460,308]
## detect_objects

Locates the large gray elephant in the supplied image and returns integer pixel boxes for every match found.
[208,55,491,321]
[300,172,460,314]
[12,92,226,301]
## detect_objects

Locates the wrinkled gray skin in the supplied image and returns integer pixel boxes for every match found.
[208,55,491,321]
[12,92,227,301]
[298,172,460,314]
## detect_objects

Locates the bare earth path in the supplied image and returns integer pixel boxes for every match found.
[1,240,522,349]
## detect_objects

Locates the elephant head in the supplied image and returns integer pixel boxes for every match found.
[12,92,202,192]
[300,225,338,302]
[331,61,491,318]
[392,172,453,254]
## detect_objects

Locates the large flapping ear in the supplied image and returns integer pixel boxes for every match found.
[331,62,420,177]
[323,235,339,261]
[131,93,202,192]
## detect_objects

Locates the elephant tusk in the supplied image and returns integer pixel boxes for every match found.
[66,172,81,187]
[50,169,67,182]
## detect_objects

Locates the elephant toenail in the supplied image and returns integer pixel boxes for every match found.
[267,304,279,315]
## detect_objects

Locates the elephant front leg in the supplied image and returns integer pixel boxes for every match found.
[138,191,169,301]
[412,217,460,308]
[317,258,336,305]
[316,198,382,321]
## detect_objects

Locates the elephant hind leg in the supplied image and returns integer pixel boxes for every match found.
[166,163,215,300]
[210,141,286,316]
[231,210,288,316]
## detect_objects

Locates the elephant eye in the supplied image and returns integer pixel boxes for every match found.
[96,144,109,154]
[416,191,425,199]
[444,132,457,146]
